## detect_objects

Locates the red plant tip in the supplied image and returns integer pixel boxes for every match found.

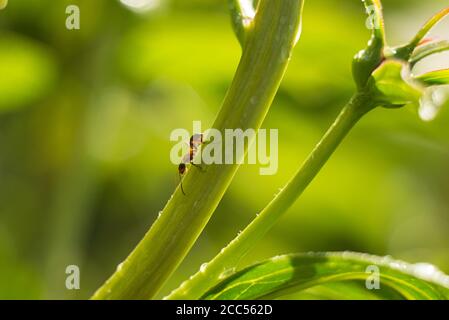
[418,38,436,46]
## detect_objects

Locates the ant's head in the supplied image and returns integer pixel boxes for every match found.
[178,163,187,175]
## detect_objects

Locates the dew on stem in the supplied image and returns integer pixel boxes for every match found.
[200,263,208,273]
[419,87,449,121]
[219,268,236,280]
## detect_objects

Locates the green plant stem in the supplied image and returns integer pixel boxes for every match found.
[165,93,376,300]
[410,40,449,67]
[91,0,304,300]
[395,7,449,60]
[409,7,449,50]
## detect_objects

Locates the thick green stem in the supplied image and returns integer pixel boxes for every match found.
[92,0,303,300]
[165,93,376,300]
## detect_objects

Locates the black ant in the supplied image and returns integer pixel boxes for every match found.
[178,133,204,195]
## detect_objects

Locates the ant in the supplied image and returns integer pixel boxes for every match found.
[178,133,205,195]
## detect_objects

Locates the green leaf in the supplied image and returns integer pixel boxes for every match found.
[287,281,404,300]
[202,252,449,300]
[415,69,449,86]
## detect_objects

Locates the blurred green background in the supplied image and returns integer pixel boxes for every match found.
[0,0,448,299]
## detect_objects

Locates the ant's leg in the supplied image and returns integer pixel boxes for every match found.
[180,181,186,195]
[179,173,186,195]
[191,162,205,172]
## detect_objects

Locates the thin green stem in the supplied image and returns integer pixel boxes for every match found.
[352,1,385,89]
[165,93,376,300]
[409,7,449,50]
[91,0,304,300]
[394,7,449,61]
[410,40,449,68]
[364,0,386,45]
